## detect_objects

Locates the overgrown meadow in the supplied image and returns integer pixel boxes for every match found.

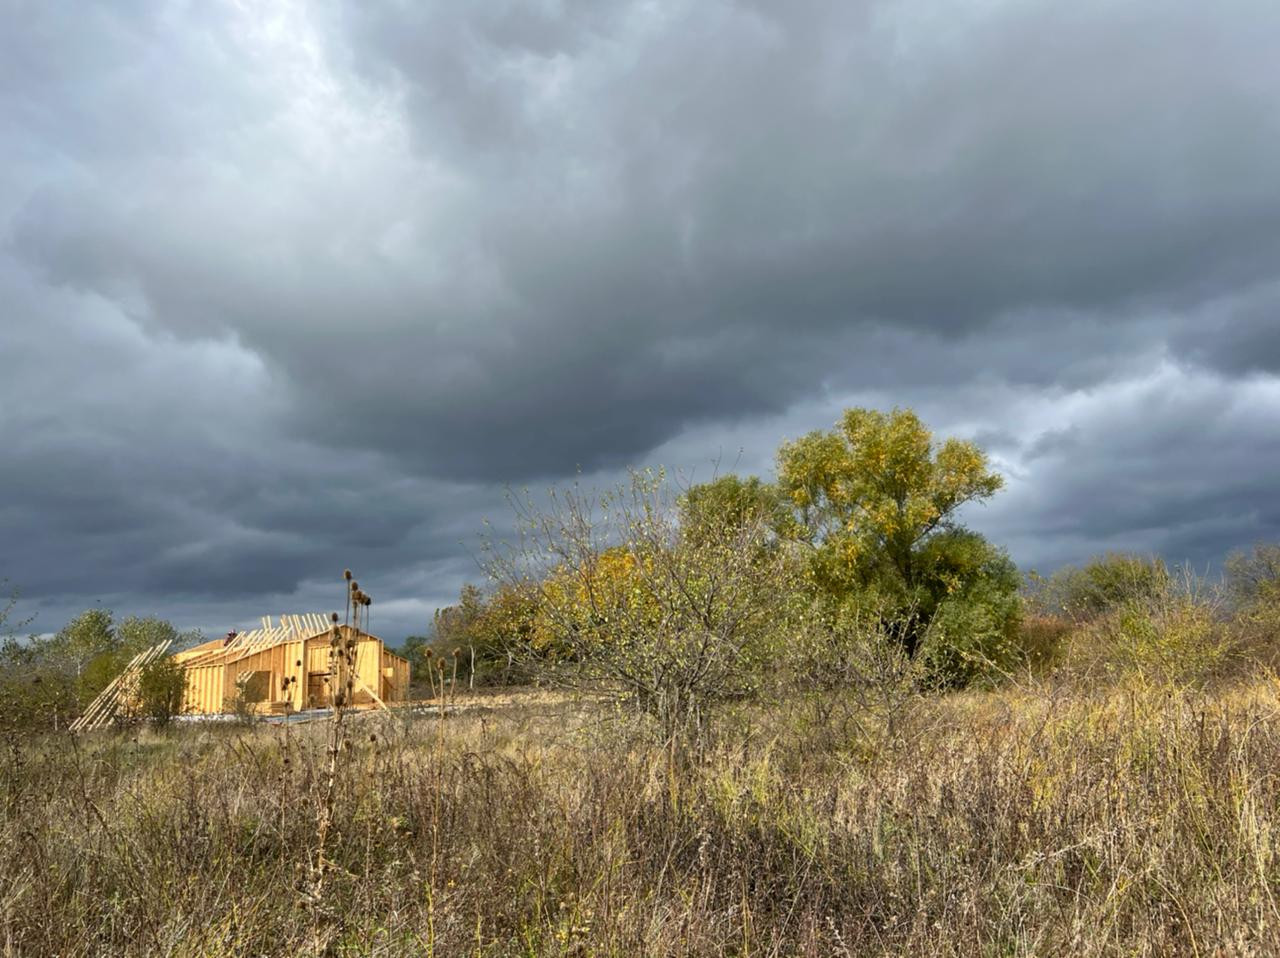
[7,663,1280,955]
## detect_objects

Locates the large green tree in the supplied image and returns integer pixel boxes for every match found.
[776,407,1011,659]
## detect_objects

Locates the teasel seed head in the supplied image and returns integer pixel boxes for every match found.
[344,569,352,581]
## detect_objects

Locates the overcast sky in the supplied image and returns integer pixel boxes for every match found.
[4,0,1279,641]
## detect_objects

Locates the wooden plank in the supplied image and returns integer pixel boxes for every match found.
[352,672,389,712]
[72,648,142,727]
[80,640,172,731]
[70,648,149,731]
[97,640,171,728]
[72,642,166,731]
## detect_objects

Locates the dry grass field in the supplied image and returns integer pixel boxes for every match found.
[6,674,1280,956]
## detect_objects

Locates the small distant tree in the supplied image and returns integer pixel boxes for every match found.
[48,609,117,695]
[433,584,485,685]
[400,634,432,678]
[1225,543,1280,611]
[1032,553,1171,623]
[117,616,181,652]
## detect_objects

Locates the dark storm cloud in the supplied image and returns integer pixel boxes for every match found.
[3,0,1280,635]
[1167,282,1280,377]
[973,369,1280,572]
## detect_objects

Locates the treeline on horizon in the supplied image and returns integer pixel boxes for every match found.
[4,406,1279,736]
[408,407,1280,740]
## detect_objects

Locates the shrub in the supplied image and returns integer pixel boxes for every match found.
[0,668,77,733]
[486,470,802,744]
[1065,568,1233,686]
[915,533,1024,685]
[784,601,926,750]
[1033,553,1171,623]
[135,656,187,728]
[921,575,1023,687]
[1014,615,1073,671]
[1225,542,1280,610]
[224,674,260,726]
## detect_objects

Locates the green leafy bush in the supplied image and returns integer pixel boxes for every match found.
[135,656,188,728]
[1066,571,1233,687]
[1225,543,1280,610]
[916,539,1023,686]
[1032,553,1171,623]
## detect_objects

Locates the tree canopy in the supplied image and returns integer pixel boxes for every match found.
[776,407,1009,657]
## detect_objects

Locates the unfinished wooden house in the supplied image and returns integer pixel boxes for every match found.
[173,614,411,715]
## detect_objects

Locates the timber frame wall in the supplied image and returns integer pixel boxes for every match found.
[173,615,410,715]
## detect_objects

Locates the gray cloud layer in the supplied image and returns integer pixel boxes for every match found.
[3,0,1279,638]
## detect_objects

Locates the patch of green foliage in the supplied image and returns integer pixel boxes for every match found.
[0,605,200,732]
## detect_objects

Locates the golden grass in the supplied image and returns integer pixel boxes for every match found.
[5,674,1280,955]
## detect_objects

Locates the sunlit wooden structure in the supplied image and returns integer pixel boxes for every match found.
[172,613,410,715]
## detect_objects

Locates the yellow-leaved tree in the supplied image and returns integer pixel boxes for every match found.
[777,407,1017,673]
